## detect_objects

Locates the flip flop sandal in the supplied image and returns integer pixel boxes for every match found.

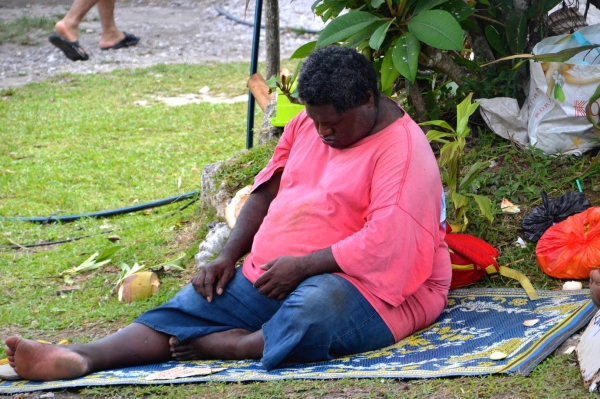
[100,32,140,50]
[48,34,89,61]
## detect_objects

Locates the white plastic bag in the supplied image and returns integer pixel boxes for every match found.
[527,24,600,155]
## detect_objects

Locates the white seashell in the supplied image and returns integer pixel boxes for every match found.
[562,281,583,290]
[489,351,507,360]
[523,319,539,327]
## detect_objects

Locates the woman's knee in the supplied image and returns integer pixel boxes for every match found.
[288,274,356,318]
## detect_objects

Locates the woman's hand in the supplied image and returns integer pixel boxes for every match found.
[192,257,236,302]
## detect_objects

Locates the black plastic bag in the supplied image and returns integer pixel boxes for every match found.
[522,190,592,242]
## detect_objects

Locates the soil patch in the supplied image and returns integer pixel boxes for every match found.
[0,0,321,89]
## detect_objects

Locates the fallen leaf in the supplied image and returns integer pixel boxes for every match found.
[500,199,520,214]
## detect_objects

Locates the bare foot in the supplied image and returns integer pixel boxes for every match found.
[590,269,600,308]
[54,20,79,43]
[98,31,125,49]
[169,329,262,361]
[5,337,91,381]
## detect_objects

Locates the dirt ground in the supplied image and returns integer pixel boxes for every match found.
[0,0,321,89]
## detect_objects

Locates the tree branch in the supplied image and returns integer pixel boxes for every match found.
[419,45,470,87]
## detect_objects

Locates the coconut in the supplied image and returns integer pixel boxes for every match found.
[224,185,252,229]
[118,271,160,302]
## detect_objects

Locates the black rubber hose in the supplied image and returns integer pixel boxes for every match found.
[1,191,199,224]
[0,230,114,250]
[214,3,321,34]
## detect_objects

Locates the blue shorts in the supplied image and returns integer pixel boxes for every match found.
[135,267,394,370]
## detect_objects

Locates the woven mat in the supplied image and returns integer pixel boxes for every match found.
[1,288,595,394]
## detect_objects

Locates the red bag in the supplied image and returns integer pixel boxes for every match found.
[536,206,600,279]
[446,226,539,299]
[445,230,499,289]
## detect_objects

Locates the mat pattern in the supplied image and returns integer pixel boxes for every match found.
[1,288,595,394]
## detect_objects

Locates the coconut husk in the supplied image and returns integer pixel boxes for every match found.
[224,185,252,229]
[118,271,160,302]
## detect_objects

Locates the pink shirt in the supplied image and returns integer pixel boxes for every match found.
[242,109,451,341]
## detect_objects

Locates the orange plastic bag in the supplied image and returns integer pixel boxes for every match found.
[536,206,600,279]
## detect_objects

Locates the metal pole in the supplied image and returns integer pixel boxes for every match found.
[246,0,263,149]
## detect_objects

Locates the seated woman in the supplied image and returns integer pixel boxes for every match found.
[5,46,451,381]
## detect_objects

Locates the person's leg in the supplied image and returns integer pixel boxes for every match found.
[54,0,99,42]
[260,274,395,370]
[5,268,279,381]
[6,323,171,382]
[96,0,126,48]
[137,267,281,361]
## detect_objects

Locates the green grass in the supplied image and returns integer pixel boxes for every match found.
[0,62,258,338]
[1,62,600,397]
[0,15,59,45]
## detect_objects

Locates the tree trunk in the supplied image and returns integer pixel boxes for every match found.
[265,0,280,81]
[465,29,495,63]
[408,80,428,124]
[419,45,469,87]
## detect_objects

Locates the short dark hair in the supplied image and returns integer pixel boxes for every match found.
[297,46,379,113]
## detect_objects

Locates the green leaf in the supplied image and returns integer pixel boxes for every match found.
[413,0,449,14]
[419,119,455,132]
[460,19,480,32]
[380,46,400,91]
[456,93,479,137]
[313,0,348,20]
[151,254,186,272]
[534,45,600,62]
[484,25,507,56]
[451,191,469,210]
[451,54,479,70]
[486,45,600,67]
[371,0,385,8]
[96,246,123,263]
[436,0,475,21]
[316,11,380,47]
[425,129,452,143]
[60,252,111,276]
[554,84,565,102]
[459,161,489,189]
[506,10,526,54]
[466,193,494,223]
[369,19,394,50]
[116,262,148,288]
[290,41,316,59]
[408,10,463,51]
[343,22,383,48]
[438,140,459,168]
[265,74,279,90]
[392,32,420,82]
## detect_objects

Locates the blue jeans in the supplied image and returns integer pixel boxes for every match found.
[135,267,394,370]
